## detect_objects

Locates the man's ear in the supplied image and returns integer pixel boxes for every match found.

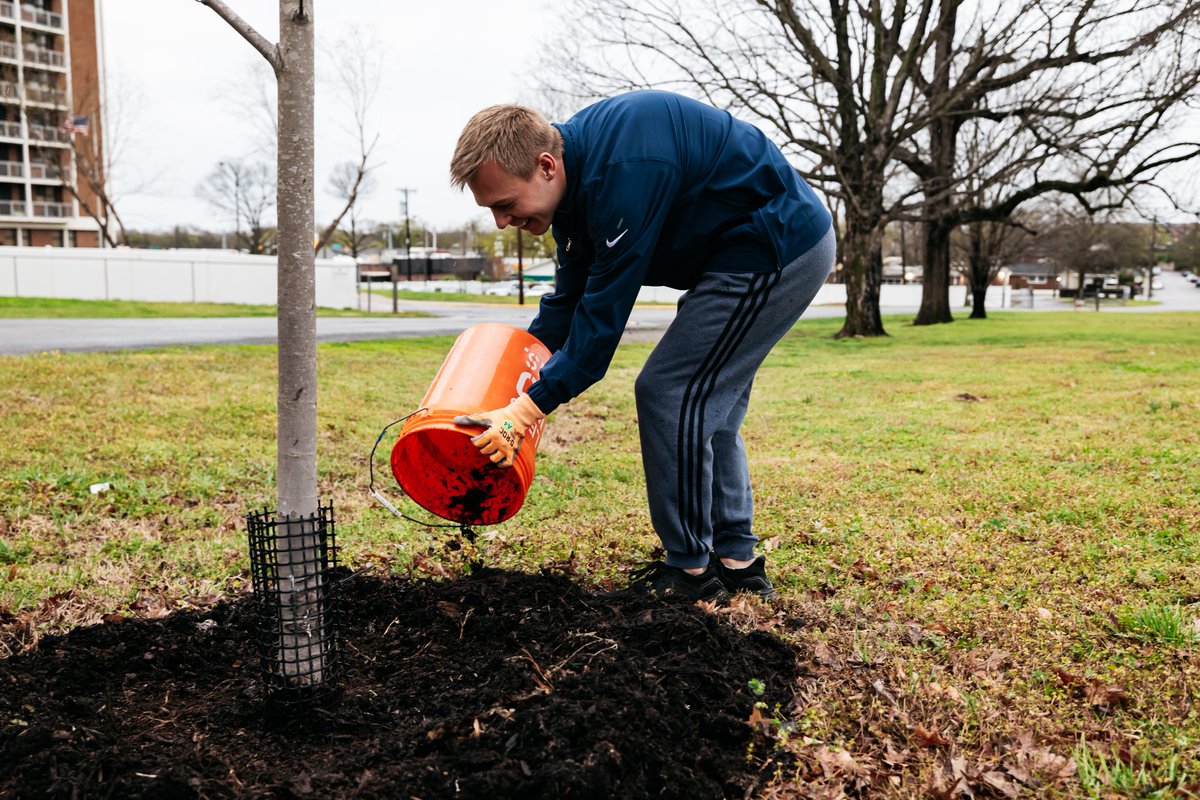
[537,152,557,181]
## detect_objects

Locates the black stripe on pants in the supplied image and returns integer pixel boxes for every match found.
[674,269,781,555]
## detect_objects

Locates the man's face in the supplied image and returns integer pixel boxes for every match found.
[468,154,564,236]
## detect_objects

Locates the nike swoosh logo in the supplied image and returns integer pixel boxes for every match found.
[606,230,628,248]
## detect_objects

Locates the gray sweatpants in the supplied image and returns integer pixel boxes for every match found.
[634,227,835,569]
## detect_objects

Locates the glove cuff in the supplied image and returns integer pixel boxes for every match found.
[508,393,546,429]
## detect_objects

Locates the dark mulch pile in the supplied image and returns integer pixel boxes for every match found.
[1,569,800,799]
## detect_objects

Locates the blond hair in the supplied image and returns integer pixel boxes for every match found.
[449,105,561,189]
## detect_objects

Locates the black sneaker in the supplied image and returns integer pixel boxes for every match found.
[619,561,730,603]
[713,555,778,601]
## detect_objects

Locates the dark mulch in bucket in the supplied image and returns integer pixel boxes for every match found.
[1,569,800,799]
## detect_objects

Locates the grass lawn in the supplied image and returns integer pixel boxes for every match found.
[0,296,430,318]
[1,311,1198,796]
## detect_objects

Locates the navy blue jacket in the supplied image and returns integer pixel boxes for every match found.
[527,91,831,415]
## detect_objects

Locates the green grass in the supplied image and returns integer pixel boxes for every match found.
[2,310,1199,797]
[0,296,430,318]
[1115,604,1199,647]
[1075,738,1191,798]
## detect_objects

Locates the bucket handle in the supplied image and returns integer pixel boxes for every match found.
[368,409,471,533]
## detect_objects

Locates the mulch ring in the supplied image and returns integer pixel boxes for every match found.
[1,568,803,799]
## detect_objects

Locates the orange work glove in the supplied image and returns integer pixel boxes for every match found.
[453,393,546,468]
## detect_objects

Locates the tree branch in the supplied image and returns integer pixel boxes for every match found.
[196,0,281,71]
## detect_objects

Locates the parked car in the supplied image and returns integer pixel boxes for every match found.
[484,281,555,297]
[483,282,517,296]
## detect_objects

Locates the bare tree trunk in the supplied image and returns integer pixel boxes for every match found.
[967,223,989,319]
[917,220,955,324]
[201,0,324,689]
[914,1,957,326]
[274,0,322,686]
[837,217,886,338]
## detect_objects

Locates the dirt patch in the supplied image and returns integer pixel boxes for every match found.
[538,409,607,455]
[1,569,799,799]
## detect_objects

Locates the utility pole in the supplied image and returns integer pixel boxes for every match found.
[1147,216,1156,301]
[517,227,525,305]
[400,187,415,268]
[396,187,416,312]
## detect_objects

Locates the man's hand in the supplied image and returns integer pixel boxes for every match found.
[453,393,546,468]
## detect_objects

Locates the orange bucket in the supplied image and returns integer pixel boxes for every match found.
[390,323,551,525]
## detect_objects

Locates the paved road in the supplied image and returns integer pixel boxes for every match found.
[2,275,1195,355]
[0,298,868,355]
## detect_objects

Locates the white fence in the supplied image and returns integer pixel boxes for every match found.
[0,247,359,309]
[380,278,990,308]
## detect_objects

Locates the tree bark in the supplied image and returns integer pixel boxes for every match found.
[836,214,886,338]
[917,219,955,324]
[274,0,322,686]
[966,221,989,319]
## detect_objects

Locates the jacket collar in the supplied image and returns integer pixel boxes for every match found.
[552,121,581,221]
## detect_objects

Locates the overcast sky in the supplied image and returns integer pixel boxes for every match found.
[102,0,554,235]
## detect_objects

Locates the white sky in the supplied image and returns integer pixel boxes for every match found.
[101,0,553,235]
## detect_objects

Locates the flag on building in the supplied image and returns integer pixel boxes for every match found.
[61,115,88,135]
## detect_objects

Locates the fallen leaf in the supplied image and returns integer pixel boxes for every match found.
[912,724,952,748]
[816,746,870,780]
[883,739,909,766]
[929,681,965,704]
[981,770,1019,799]
[1084,682,1129,709]
[813,641,840,667]
[695,599,721,615]
[969,650,1008,676]
[949,755,974,797]
[746,705,771,734]
[1036,607,1053,620]
[956,392,982,402]
[849,557,878,580]
[1051,667,1084,686]
[436,601,462,618]
[1010,733,1077,782]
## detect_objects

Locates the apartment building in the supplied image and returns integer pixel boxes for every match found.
[0,0,103,247]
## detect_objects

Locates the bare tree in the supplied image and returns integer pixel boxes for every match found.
[957,217,1029,319]
[30,76,134,246]
[1036,209,1149,296]
[538,0,942,337]
[332,213,381,259]
[196,159,276,254]
[326,161,380,257]
[225,56,279,161]
[900,0,1200,325]
[197,0,323,688]
[314,27,382,252]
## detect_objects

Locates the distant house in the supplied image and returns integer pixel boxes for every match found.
[1004,259,1062,291]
